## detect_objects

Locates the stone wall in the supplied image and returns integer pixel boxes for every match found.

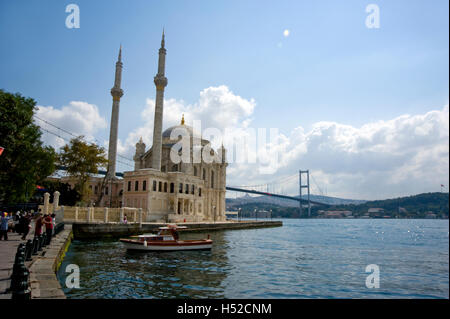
[28,225,72,299]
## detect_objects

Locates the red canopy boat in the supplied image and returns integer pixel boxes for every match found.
[119,224,212,251]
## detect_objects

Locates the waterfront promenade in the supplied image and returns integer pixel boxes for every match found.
[0,224,72,299]
[0,232,24,299]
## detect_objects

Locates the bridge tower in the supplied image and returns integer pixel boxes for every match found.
[299,170,311,217]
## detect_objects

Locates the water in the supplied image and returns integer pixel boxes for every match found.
[57,219,449,299]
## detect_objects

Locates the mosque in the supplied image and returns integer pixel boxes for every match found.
[62,32,228,223]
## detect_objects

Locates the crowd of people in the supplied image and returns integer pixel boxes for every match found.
[0,209,56,242]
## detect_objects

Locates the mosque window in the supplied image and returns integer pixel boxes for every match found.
[135,181,139,191]
[199,188,202,197]
[185,184,189,194]
[162,165,166,172]
[164,182,168,192]
[170,183,174,193]
[203,168,206,180]
[191,185,195,195]
[143,180,147,191]
[194,166,198,176]
[172,164,178,172]
[128,181,131,191]
[159,181,162,192]
[211,171,214,188]
[153,181,157,191]
[179,183,183,193]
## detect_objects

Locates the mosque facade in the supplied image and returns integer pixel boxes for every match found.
[94,32,228,222]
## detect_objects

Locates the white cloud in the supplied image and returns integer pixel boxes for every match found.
[119,85,256,156]
[35,101,107,150]
[34,90,449,200]
[119,83,448,200]
[238,105,449,200]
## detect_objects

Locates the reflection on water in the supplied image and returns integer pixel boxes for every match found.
[58,231,229,298]
[58,219,449,299]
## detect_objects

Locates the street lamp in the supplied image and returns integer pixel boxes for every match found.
[254,208,257,221]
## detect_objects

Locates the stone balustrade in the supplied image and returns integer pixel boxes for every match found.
[58,206,145,224]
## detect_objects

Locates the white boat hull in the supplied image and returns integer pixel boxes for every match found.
[120,240,212,251]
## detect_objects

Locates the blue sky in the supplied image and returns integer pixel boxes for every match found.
[0,0,448,199]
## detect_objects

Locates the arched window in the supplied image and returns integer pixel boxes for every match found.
[158,181,162,192]
[164,182,168,192]
[143,180,147,191]
[199,188,202,197]
[170,183,174,193]
[211,171,214,188]
[203,168,206,180]
[191,185,195,195]
[135,181,139,191]
[127,181,131,191]
[153,180,157,191]
[194,166,198,176]
[179,183,183,193]
[185,184,189,194]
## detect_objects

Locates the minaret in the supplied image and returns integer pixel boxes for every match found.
[107,45,124,179]
[151,30,168,170]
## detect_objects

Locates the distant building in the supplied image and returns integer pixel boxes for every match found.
[318,210,352,218]
[368,208,385,217]
[425,211,437,219]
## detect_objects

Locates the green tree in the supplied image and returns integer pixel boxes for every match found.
[0,89,56,204]
[32,180,81,206]
[58,137,108,202]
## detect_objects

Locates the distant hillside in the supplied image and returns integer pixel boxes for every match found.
[338,192,449,218]
[227,192,449,219]
[226,193,366,208]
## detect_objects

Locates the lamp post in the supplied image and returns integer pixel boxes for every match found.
[238,208,242,222]
[254,208,257,221]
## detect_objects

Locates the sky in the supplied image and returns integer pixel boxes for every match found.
[0,0,448,200]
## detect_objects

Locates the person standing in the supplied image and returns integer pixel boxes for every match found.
[0,212,11,240]
[34,213,43,237]
[21,212,32,240]
[43,214,53,245]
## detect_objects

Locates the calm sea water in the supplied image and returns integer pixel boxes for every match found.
[57,219,449,299]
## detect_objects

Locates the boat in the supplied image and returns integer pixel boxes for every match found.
[119,224,213,251]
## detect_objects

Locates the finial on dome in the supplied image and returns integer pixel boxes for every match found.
[139,137,143,143]
[181,114,185,125]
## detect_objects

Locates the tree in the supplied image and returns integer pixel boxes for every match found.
[0,89,56,204]
[58,137,108,202]
[32,180,81,206]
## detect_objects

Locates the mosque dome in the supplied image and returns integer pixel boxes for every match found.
[162,114,199,140]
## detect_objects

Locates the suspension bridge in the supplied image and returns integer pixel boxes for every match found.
[36,116,332,215]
